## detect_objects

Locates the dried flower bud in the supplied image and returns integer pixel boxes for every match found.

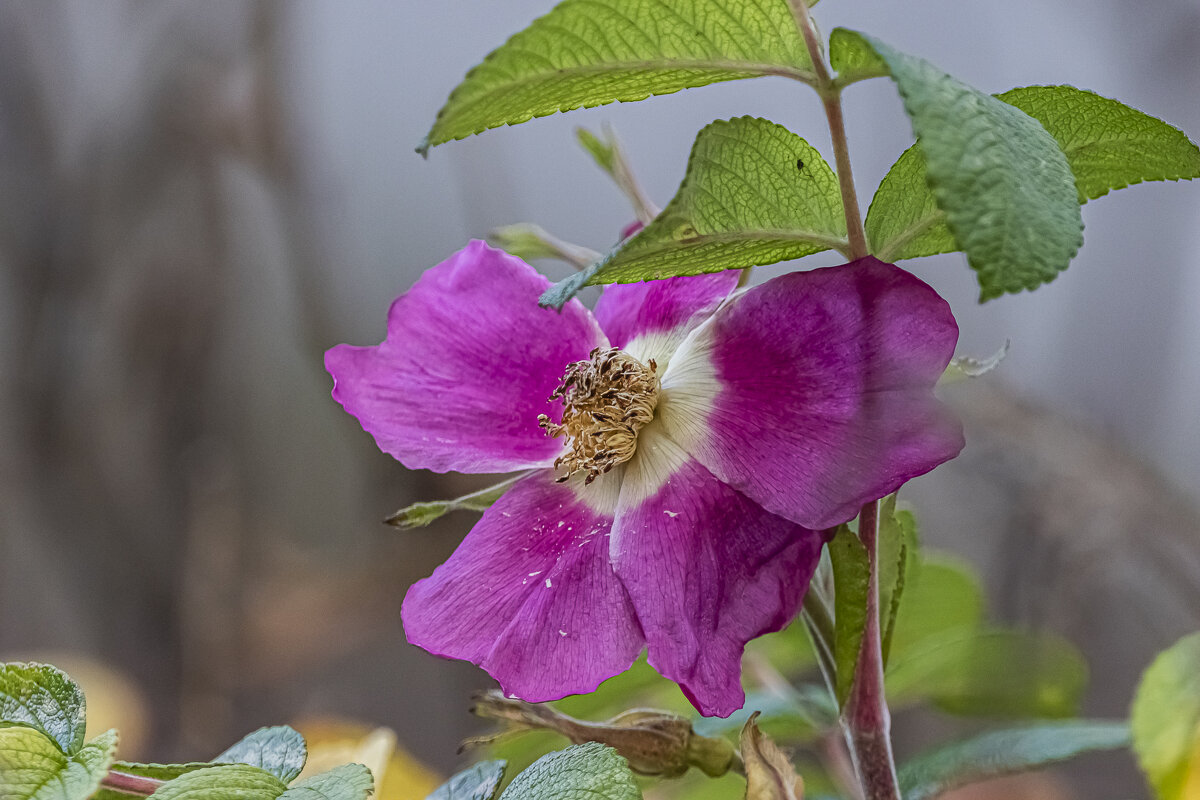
[467,691,735,778]
[740,712,804,800]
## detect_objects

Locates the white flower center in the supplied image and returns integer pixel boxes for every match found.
[538,346,660,484]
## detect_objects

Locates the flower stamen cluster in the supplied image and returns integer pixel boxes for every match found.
[538,346,659,484]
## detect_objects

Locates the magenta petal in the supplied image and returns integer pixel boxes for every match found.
[402,470,644,701]
[325,241,606,473]
[612,449,823,717]
[666,257,964,530]
[593,272,739,352]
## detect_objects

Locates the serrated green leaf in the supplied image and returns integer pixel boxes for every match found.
[1131,632,1200,800]
[387,474,525,529]
[146,764,287,800]
[0,726,117,800]
[868,85,1200,273]
[421,0,815,153]
[214,726,307,784]
[887,628,1088,717]
[865,143,954,263]
[898,720,1130,800]
[280,764,374,800]
[877,497,919,667]
[1002,86,1200,202]
[541,116,847,307]
[828,525,869,707]
[851,33,1083,300]
[828,29,887,88]
[426,761,507,800]
[0,663,87,756]
[499,743,640,800]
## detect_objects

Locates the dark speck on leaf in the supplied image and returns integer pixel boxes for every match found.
[796,159,805,171]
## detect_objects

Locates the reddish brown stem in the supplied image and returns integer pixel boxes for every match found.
[99,771,166,797]
[841,500,901,800]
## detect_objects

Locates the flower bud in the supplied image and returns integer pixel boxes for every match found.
[468,691,735,779]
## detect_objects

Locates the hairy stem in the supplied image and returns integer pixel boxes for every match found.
[842,500,901,800]
[100,770,166,796]
[786,0,869,260]
[787,3,897,797]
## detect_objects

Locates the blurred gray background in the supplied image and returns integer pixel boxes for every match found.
[1,0,1197,796]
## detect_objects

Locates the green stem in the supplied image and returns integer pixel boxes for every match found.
[842,500,900,800]
[786,3,898,799]
[100,770,165,796]
[786,0,869,260]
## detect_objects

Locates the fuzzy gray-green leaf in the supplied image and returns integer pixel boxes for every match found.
[280,764,374,800]
[899,721,1130,800]
[214,726,307,784]
[867,84,1200,277]
[426,761,506,800]
[498,743,640,800]
[422,0,815,153]
[146,764,287,800]
[853,33,1083,300]
[0,663,87,756]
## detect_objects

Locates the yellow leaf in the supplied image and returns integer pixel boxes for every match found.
[296,719,441,800]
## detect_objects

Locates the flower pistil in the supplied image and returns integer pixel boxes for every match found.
[538,346,659,484]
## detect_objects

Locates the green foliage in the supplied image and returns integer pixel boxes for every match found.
[542,116,846,308]
[828,525,869,707]
[0,663,88,755]
[1131,632,1200,800]
[1002,86,1200,202]
[576,129,619,178]
[497,743,640,800]
[886,556,984,659]
[898,721,1131,800]
[214,726,308,784]
[426,761,507,800]
[145,764,288,800]
[865,144,948,263]
[877,496,918,666]
[279,764,374,800]
[887,628,1088,717]
[867,85,1200,283]
[0,726,117,800]
[0,662,379,800]
[828,29,887,87]
[851,32,1084,300]
[420,0,815,154]
[692,687,836,743]
[90,761,213,800]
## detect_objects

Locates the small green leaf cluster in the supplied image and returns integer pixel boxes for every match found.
[0,663,373,800]
[416,0,1197,305]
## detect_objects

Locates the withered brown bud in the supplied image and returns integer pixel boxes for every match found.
[740,712,804,800]
[467,691,735,779]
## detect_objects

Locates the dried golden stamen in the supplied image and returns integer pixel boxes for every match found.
[537,346,660,484]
